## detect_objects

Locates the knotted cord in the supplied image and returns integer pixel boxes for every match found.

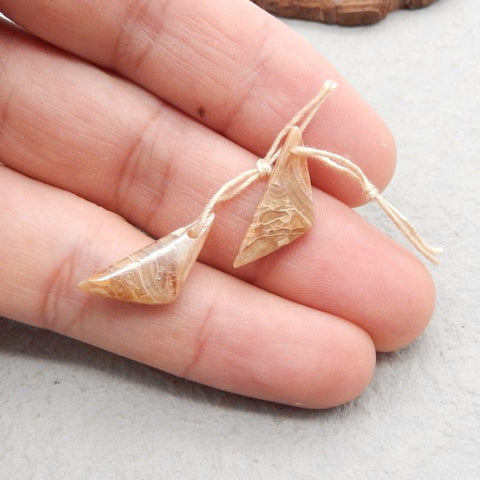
[193,81,441,264]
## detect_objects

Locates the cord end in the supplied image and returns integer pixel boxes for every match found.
[324,80,338,91]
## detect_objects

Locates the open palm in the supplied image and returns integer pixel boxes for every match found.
[0,0,434,408]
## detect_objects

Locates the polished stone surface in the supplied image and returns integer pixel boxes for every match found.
[234,127,313,267]
[79,214,214,304]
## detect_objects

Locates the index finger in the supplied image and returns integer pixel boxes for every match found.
[0,0,395,206]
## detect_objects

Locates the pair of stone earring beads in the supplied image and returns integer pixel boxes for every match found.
[79,81,442,305]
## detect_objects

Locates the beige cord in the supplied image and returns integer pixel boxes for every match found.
[290,146,442,264]
[192,81,442,264]
[195,80,337,231]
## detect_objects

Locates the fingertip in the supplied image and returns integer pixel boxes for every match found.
[375,258,436,353]
[243,310,377,409]
[296,321,377,409]
[185,281,378,409]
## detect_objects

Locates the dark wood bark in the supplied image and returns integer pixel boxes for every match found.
[252,0,438,26]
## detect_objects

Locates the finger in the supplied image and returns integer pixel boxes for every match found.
[0,165,376,408]
[0,1,395,206]
[0,23,435,351]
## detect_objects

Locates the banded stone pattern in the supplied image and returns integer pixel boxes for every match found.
[79,214,214,304]
[234,127,313,268]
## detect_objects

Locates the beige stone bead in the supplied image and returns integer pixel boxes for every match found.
[234,127,313,268]
[79,214,214,304]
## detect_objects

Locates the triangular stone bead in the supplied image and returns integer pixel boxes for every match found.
[234,127,313,268]
[79,214,214,304]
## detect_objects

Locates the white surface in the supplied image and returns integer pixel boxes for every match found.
[1,1,479,478]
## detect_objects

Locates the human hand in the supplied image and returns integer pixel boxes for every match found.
[0,0,435,408]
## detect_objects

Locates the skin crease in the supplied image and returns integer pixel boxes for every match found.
[0,1,435,408]
[0,0,395,206]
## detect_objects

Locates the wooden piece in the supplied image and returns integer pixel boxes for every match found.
[79,214,214,304]
[234,127,313,268]
[252,0,438,25]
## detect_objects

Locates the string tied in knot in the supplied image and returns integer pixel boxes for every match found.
[365,184,379,201]
[256,159,272,178]
[290,145,442,264]
[196,80,441,265]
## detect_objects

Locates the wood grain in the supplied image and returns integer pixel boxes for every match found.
[252,0,438,25]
